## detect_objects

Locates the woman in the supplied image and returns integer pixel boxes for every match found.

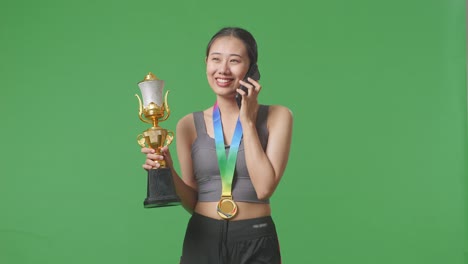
[141,27,293,264]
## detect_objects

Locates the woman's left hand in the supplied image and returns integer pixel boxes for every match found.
[237,77,261,124]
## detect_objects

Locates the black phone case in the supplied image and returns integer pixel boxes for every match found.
[236,64,261,108]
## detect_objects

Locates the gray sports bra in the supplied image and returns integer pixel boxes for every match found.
[191,105,270,203]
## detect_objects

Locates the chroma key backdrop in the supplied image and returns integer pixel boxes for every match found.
[0,0,466,263]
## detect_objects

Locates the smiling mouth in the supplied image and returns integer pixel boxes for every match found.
[216,78,235,87]
[216,78,233,83]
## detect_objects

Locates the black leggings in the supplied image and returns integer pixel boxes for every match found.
[180,213,281,264]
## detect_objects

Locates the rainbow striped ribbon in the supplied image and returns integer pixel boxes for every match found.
[213,102,243,197]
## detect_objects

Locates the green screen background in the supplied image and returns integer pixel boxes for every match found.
[0,0,466,263]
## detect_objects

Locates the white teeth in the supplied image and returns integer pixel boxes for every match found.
[217,79,230,83]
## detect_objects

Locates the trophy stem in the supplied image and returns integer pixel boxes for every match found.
[154,147,167,168]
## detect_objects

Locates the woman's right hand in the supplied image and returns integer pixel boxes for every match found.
[141,147,161,170]
[141,147,174,170]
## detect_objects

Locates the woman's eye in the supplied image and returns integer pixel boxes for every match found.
[230,59,239,63]
[211,57,220,62]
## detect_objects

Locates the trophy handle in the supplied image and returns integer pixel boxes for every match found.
[160,91,171,122]
[164,131,174,147]
[137,134,147,148]
[135,94,152,124]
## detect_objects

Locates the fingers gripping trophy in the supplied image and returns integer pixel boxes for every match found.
[135,72,181,208]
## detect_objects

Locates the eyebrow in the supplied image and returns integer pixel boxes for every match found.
[209,52,242,57]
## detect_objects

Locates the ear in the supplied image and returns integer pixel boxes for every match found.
[205,56,208,64]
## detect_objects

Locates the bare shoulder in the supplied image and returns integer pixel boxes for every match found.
[177,113,195,130]
[176,113,196,142]
[267,105,293,126]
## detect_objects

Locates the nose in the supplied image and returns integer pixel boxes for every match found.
[218,62,231,75]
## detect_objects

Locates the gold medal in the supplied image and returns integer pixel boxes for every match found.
[217,196,238,220]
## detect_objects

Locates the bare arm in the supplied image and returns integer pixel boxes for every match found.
[242,105,293,200]
[175,114,199,212]
[238,78,293,200]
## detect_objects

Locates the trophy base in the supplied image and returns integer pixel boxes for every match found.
[144,198,181,208]
[144,167,181,208]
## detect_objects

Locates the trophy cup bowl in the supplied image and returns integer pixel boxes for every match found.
[136,72,181,208]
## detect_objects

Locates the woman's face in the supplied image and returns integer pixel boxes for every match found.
[206,36,250,98]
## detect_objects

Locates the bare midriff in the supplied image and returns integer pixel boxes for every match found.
[194,202,271,220]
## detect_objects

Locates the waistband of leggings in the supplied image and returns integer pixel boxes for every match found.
[191,212,277,241]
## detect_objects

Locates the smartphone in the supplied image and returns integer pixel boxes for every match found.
[236,64,261,108]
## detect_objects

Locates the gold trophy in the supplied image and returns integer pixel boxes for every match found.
[135,72,181,208]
